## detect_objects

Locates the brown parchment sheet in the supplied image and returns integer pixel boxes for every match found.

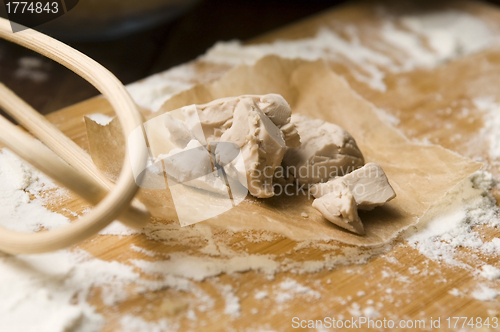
[85,55,481,246]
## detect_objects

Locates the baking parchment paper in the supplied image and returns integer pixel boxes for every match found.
[85,55,481,245]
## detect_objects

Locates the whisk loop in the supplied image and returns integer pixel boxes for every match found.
[0,18,150,254]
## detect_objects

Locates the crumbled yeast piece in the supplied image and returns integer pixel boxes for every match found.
[193,94,301,198]
[148,94,300,198]
[253,94,301,148]
[217,98,287,198]
[310,163,396,235]
[194,94,300,148]
[158,139,229,196]
[311,181,364,234]
[282,114,364,185]
[311,163,396,211]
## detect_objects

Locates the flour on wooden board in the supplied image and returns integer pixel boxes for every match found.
[0,144,380,330]
[0,149,69,233]
[126,9,498,113]
[405,171,499,267]
[1,142,499,330]
[472,96,500,160]
[1,8,500,331]
[126,64,198,112]
[472,284,500,301]
[203,10,498,93]
[86,113,113,126]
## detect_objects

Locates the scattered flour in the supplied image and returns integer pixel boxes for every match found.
[404,170,500,301]
[374,107,401,126]
[480,265,500,281]
[120,315,175,332]
[98,220,140,236]
[86,113,113,126]
[362,307,380,318]
[481,238,500,254]
[124,9,497,112]
[408,266,419,274]
[205,28,393,92]
[348,303,362,317]
[274,279,321,304]
[0,250,137,332]
[220,284,241,317]
[471,284,499,301]
[0,146,263,330]
[203,10,497,93]
[62,207,79,217]
[405,171,499,267]
[126,64,197,112]
[0,148,69,233]
[380,10,495,70]
[384,256,399,265]
[473,96,500,160]
[131,252,279,282]
[0,245,235,331]
[255,290,268,300]
[0,7,499,330]
[130,244,157,257]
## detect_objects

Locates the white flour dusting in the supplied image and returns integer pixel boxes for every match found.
[131,252,279,281]
[0,7,499,330]
[98,220,139,236]
[0,160,495,328]
[130,244,157,257]
[473,96,500,159]
[254,290,268,299]
[0,149,69,232]
[0,147,200,330]
[205,28,393,92]
[480,265,500,281]
[471,284,499,301]
[404,12,493,58]
[482,238,500,254]
[126,9,497,113]
[0,245,227,331]
[381,11,495,70]
[203,10,496,93]
[119,315,175,332]
[126,64,197,112]
[405,171,499,268]
[86,113,113,126]
[347,302,362,317]
[362,307,380,318]
[0,250,117,332]
[220,284,241,317]
[274,278,321,304]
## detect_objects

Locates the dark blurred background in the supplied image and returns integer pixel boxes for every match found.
[0,0,499,115]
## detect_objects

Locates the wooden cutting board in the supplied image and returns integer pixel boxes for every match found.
[37,0,500,330]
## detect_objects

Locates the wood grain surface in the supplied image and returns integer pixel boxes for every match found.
[16,0,500,330]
